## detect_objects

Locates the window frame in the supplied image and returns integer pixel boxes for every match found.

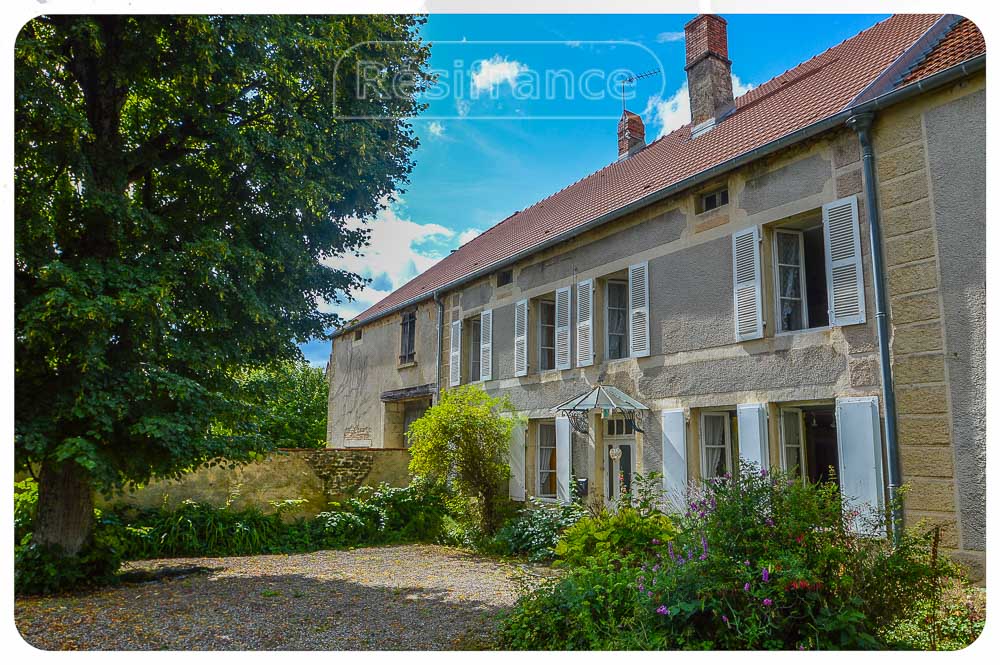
[772,228,811,334]
[701,187,729,213]
[467,316,482,382]
[700,411,733,479]
[604,279,630,361]
[536,421,558,499]
[779,407,808,481]
[496,269,513,288]
[538,299,556,372]
[399,310,417,365]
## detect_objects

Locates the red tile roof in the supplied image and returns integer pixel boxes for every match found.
[900,18,985,85]
[351,13,980,327]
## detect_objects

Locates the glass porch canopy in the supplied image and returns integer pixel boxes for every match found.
[554,384,648,413]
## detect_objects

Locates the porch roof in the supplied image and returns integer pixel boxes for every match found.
[554,384,648,413]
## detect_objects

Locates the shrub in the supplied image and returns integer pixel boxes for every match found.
[499,462,971,650]
[407,385,516,535]
[492,498,586,562]
[554,506,676,568]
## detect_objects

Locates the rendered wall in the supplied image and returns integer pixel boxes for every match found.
[327,299,439,448]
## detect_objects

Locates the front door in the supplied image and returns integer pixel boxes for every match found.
[604,417,636,503]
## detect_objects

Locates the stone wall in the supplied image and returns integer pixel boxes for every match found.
[97,449,411,519]
[872,73,985,581]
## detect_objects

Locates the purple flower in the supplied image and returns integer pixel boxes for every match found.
[762,568,770,582]
[760,468,768,477]
[763,598,773,607]
[656,605,670,615]
[744,582,750,592]
[668,542,675,561]
[722,615,729,624]
[743,560,750,566]
[765,517,775,527]
[652,564,660,573]
[651,538,660,545]
[690,501,698,510]
[638,584,645,592]
[647,591,653,598]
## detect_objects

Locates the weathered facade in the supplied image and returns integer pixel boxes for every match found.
[327,15,985,579]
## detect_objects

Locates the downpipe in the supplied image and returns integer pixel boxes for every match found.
[433,290,445,403]
[846,111,903,545]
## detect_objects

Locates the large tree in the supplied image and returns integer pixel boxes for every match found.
[15,15,431,556]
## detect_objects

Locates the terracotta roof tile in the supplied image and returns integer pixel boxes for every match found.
[900,18,985,85]
[352,14,969,326]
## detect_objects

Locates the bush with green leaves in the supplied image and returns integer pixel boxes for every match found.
[15,477,449,594]
[554,506,677,568]
[499,462,975,650]
[407,385,516,535]
[491,498,586,562]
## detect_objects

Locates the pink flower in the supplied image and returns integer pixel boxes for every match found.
[744,583,750,592]
[651,538,660,545]
[762,568,770,582]
[722,614,729,624]
[656,605,670,615]
[763,598,773,607]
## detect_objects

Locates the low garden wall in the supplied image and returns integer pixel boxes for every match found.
[96,448,411,519]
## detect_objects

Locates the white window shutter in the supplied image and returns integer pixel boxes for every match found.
[836,396,886,534]
[661,409,687,512]
[449,319,462,387]
[737,403,770,471]
[824,196,867,326]
[576,279,594,367]
[555,415,571,504]
[628,262,650,357]
[555,287,572,370]
[732,227,764,341]
[507,420,526,501]
[479,309,493,381]
[514,299,528,377]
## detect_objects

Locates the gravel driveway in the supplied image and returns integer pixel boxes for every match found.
[15,544,546,650]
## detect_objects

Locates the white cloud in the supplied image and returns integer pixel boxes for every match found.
[428,121,445,137]
[656,31,685,43]
[458,228,482,245]
[455,98,471,117]
[643,74,755,137]
[471,55,528,93]
[320,200,461,321]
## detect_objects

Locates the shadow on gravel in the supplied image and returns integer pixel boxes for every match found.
[16,570,509,651]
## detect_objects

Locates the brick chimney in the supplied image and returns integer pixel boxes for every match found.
[685,14,734,126]
[617,110,645,158]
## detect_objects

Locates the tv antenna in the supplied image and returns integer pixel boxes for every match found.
[620,69,660,111]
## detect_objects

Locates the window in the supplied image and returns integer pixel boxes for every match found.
[496,269,513,287]
[780,405,839,486]
[606,280,629,360]
[467,317,482,382]
[353,329,362,341]
[403,400,429,448]
[700,411,734,478]
[399,310,416,364]
[773,225,829,332]
[538,300,556,371]
[702,187,729,212]
[605,418,635,437]
[537,422,557,498]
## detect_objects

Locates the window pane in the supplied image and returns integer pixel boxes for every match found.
[780,298,804,331]
[781,411,802,446]
[608,283,627,308]
[779,266,802,298]
[785,445,802,474]
[538,424,557,497]
[777,233,800,264]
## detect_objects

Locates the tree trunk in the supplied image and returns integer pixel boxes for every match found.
[33,461,94,556]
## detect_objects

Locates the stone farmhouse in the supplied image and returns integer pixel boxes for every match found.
[327,15,986,579]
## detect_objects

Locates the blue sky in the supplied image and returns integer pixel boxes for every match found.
[302,13,888,366]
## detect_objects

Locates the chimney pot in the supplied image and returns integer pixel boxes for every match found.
[617,110,646,158]
[684,14,735,127]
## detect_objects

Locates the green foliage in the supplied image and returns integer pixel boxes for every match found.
[491,498,586,562]
[15,478,448,594]
[499,462,973,650]
[15,16,431,553]
[14,478,38,543]
[220,360,329,448]
[407,385,516,534]
[554,507,676,568]
[882,580,985,650]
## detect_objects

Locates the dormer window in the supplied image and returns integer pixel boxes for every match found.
[701,187,729,212]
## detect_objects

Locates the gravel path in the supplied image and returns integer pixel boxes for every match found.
[15,544,547,650]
